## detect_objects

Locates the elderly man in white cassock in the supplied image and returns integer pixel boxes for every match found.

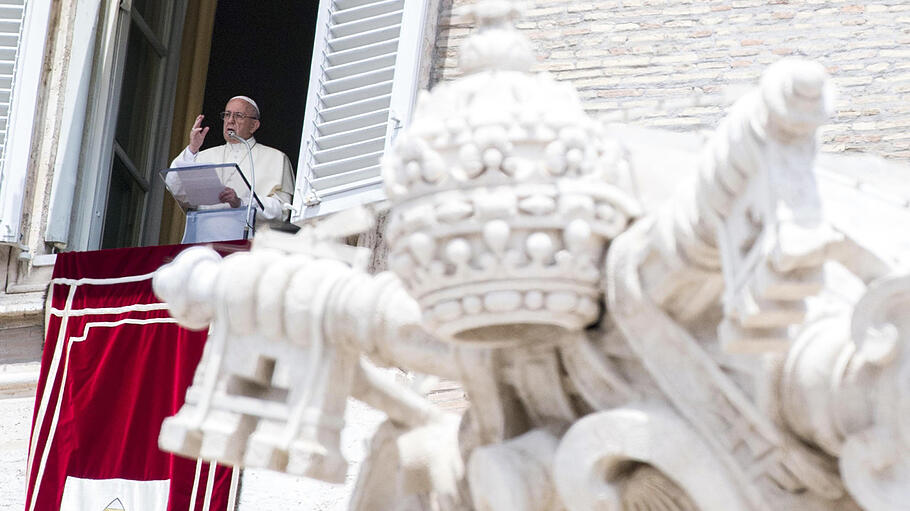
[169,95,295,241]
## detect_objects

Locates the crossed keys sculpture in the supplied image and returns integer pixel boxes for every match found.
[153,2,910,509]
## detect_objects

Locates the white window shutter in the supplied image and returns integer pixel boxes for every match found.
[293,0,430,221]
[0,0,27,169]
[44,0,104,246]
[0,0,50,246]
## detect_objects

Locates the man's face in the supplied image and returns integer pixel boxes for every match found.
[222,98,260,143]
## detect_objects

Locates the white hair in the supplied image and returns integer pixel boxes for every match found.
[230,95,260,118]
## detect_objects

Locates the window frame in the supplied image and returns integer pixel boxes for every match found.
[68,0,187,251]
[0,0,53,246]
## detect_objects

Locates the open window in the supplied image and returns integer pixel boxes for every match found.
[46,0,435,250]
[65,0,187,250]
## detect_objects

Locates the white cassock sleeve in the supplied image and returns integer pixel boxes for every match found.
[259,195,283,220]
[162,146,199,202]
[171,146,198,167]
[254,150,294,221]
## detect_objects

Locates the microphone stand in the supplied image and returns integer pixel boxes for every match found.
[228,130,256,239]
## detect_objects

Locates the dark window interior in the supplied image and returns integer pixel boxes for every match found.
[199,1,320,173]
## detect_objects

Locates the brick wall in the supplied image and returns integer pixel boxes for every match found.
[432,0,910,159]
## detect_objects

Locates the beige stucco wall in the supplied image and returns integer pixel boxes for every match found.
[433,0,910,160]
[0,0,73,355]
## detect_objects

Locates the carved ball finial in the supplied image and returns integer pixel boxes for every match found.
[457,1,534,74]
[462,0,519,26]
[760,58,835,142]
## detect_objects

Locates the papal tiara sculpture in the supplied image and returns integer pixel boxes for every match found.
[152,0,910,509]
[382,3,640,342]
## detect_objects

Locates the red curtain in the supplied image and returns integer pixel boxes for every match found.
[25,243,247,511]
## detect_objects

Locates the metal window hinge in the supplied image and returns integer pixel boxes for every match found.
[16,243,31,262]
[389,111,403,143]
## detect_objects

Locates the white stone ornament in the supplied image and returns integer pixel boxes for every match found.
[381,1,640,343]
[152,1,910,509]
[714,58,842,353]
[825,274,910,510]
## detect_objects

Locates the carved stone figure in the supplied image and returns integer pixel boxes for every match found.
[152,2,910,509]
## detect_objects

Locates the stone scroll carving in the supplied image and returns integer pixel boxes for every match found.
[153,2,910,509]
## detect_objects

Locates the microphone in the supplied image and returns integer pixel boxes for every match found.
[228,129,256,239]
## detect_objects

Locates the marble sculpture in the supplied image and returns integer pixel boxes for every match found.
[152,2,910,509]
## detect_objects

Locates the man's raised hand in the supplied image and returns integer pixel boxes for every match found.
[189,114,210,154]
